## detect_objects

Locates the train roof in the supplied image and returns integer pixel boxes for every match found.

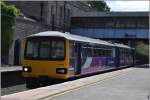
[28,31,114,46]
[28,31,134,49]
[114,43,133,49]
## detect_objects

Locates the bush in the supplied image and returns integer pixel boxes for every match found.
[1,1,19,64]
[134,42,149,64]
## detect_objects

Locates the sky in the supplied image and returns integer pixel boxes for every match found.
[106,1,149,12]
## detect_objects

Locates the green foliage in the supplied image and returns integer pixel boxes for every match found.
[87,1,110,12]
[1,1,19,56]
[135,42,149,57]
[1,1,19,16]
[134,42,149,64]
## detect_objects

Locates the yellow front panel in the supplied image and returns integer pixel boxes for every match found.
[22,40,70,79]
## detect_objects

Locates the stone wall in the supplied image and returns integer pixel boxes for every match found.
[8,16,51,65]
[6,1,92,32]
[6,1,42,21]
[6,1,92,65]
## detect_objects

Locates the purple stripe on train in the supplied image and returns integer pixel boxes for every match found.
[81,57,115,74]
[69,57,116,76]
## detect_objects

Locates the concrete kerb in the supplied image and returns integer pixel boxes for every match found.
[0,66,22,72]
[1,68,135,100]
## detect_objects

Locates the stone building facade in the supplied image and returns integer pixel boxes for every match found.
[5,1,92,65]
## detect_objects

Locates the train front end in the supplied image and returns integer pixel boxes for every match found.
[22,35,70,87]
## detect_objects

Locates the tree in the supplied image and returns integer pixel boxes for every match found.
[1,1,19,64]
[87,1,110,12]
[134,42,149,64]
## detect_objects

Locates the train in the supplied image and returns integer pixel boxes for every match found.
[22,31,135,88]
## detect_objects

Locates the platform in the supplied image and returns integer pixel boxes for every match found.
[0,66,22,72]
[2,67,149,100]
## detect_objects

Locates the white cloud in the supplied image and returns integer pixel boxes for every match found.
[106,1,149,11]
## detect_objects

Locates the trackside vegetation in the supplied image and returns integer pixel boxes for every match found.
[1,1,19,64]
[134,42,149,64]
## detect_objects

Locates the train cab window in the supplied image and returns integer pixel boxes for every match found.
[51,40,65,59]
[39,41,50,58]
[25,37,65,60]
[26,41,39,58]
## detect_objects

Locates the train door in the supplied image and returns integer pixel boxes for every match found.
[69,42,82,76]
[69,42,76,77]
[75,43,82,75]
[132,49,135,66]
[115,47,120,67]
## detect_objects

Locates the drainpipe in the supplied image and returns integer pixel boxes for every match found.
[40,1,44,23]
[63,1,66,32]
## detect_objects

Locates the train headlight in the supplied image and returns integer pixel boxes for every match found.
[24,68,28,71]
[56,68,67,74]
[23,67,32,72]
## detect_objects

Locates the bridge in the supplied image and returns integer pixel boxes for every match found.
[71,12,149,45]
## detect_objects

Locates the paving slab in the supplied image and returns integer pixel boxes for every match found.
[48,68,150,100]
[1,68,135,100]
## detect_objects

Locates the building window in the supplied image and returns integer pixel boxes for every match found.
[137,19,148,28]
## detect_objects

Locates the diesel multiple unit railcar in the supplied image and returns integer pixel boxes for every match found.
[22,31,134,88]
